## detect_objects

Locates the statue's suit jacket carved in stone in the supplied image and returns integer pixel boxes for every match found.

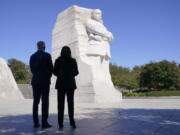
[85,11,113,58]
[53,57,79,90]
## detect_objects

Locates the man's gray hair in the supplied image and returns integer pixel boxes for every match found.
[37,41,45,50]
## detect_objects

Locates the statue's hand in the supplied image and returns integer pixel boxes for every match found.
[94,35,102,41]
[89,33,102,41]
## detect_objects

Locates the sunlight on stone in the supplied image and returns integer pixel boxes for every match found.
[0,128,15,133]
[161,120,180,126]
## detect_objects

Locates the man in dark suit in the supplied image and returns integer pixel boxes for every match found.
[30,41,53,128]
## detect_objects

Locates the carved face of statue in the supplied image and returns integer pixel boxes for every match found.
[92,9,102,22]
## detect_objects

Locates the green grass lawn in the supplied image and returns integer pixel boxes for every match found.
[123,90,180,97]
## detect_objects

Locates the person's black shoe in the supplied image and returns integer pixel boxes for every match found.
[59,124,64,129]
[70,123,76,129]
[34,123,40,128]
[42,123,52,128]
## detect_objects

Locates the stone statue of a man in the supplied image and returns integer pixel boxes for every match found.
[52,6,122,103]
[85,9,113,59]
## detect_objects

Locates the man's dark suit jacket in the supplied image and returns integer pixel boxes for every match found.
[53,57,79,90]
[30,50,53,86]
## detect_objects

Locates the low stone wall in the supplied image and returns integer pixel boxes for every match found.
[18,84,33,99]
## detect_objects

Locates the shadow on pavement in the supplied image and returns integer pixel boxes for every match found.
[0,109,180,135]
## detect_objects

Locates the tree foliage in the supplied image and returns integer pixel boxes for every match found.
[139,60,180,90]
[110,60,180,90]
[8,58,32,84]
[110,63,140,89]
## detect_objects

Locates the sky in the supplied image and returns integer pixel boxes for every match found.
[0,0,179,68]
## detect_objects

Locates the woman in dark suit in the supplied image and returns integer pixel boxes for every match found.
[53,46,79,129]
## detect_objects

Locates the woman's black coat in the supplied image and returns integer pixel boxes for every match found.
[53,57,79,91]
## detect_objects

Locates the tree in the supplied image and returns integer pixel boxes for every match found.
[110,63,140,89]
[8,58,32,84]
[139,60,180,90]
[110,63,130,76]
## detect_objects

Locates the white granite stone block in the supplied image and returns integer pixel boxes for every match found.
[0,58,24,99]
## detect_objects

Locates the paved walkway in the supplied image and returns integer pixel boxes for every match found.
[0,98,180,135]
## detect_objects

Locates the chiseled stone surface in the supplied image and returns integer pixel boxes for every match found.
[0,58,23,99]
[52,5,122,103]
[0,98,180,135]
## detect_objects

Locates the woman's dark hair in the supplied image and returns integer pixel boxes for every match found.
[61,46,71,58]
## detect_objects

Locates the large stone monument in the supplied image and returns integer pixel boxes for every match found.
[52,5,122,103]
[0,58,24,99]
